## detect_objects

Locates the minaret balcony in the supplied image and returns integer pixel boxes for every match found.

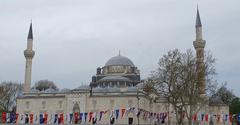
[193,40,206,48]
[24,50,35,58]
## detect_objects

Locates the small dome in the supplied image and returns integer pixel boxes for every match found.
[73,85,90,91]
[45,88,57,93]
[61,88,71,92]
[30,88,40,93]
[105,55,134,67]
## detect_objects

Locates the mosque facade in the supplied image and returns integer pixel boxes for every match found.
[16,9,229,125]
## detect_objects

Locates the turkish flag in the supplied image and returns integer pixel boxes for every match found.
[229,113,232,123]
[121,108,126,118]
[89,112,93,122]
[2,112,6,123]
[193,113,197,121]
[30,114,34,124]
[74,112,79,124]
[205,114,208,121]
[60,113,64,124]
[15,113,19,123]
[44,113,48,124]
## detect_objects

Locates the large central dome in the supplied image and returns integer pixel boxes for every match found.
[105,55,135,67]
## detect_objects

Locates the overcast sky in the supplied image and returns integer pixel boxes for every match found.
[0,0,239,95]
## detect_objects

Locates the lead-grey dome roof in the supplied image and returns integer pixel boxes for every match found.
[105,55,135,67]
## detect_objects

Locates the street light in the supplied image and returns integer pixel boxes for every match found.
[137,88,140,125]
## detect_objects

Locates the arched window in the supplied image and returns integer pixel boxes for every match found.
[59,101,63,108]
[42,101,46,109]
[25,101,30,109]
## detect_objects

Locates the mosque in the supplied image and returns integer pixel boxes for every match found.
[16,9,229,124]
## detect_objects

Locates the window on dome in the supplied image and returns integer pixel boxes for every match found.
[110,82,114,87]
[113,82,117,87]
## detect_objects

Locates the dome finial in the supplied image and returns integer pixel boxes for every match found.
[118,50,121,56]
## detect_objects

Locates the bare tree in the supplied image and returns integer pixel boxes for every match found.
[147,49,218,125]
[34,79,59,91]
[0,81,23,112]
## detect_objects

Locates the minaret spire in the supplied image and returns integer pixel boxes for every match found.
[27,22,33,39]
[24,22,35,93]
[196,6,202,27]
[193,7,206,94]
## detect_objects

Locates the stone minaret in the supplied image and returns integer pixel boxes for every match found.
[193,8,206,94]
[23,22,35,93]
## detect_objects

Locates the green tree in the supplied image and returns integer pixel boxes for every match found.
[230,97,240,114]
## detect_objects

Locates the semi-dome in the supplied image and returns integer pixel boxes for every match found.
[105,55,135,67]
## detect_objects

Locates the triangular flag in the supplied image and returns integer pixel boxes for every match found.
[60,113,64,124]
[110,110,114,118]
[69,113,73,124]
[205,114,208,122]
[225,114,228,122]
[10,112,15,123]
[53,114,58,124]
[34,114,38,124]
[121,108,126,118]
[44,113,48,124]
[89,112,93,122]
[201,113,204,121]
[30,114,33,124]
[237,113,240,123]
[25,114,29,124]
[79,113,83,121]
[65,113,68,123]
[229,113,232,123]
[84,112,88,122]
[137,109,141,118]
[99,111,104,121]
[6,112,10,123]
[193,113,197,121]
[74,112,79,124]
[49,114,53,124]
[2,112,6,123]
[115,109,119,119]
[15,113,19,123]
[39,114,44,124]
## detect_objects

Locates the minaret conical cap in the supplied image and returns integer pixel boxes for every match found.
[27,22,33,39]
[196,8,202,27]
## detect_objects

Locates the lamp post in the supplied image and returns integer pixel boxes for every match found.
[137,88,140,125]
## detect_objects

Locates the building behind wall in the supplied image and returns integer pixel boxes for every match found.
[16,9,229,125]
